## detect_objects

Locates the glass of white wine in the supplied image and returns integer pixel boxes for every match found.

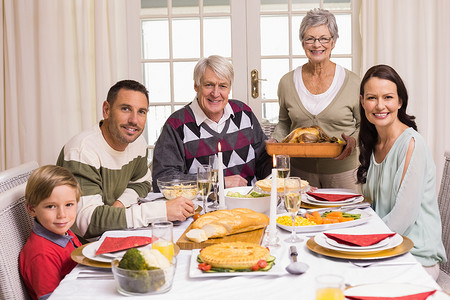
[208,155,219,210]
[197,164,212,214]
[276,154,290,178]
[284,176,303,243]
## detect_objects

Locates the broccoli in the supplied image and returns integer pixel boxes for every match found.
[118,248,149,270]
[116,248,166,293]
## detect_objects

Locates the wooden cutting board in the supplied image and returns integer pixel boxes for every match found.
[176,222,266,250]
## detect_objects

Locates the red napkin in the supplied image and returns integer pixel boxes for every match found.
[324,233,396,247]
[307,192,362,202]
[345,290,436,300]
[95,236,155,255]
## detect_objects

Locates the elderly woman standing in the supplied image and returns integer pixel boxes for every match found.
[271,8,360,192]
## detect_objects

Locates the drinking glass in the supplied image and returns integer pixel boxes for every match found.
[197,164,212,214]
[276,155,290,178]
[208,155,219,210]
[151,221,174,262]
[315,274,345,300]
[283,176,303,243]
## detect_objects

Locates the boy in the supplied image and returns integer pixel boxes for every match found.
[19,165,82,300]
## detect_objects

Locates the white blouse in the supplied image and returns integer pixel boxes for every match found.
[293,64,345,115]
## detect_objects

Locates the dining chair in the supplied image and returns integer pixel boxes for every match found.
[0,183,32,300]
[437,151,450,292]
[0,161,38,193]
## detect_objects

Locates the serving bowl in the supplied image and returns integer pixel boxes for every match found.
[224,186,270,214]
[157,175,198,200]
[111,257,176,296]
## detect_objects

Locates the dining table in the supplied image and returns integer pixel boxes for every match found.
[49,194,444,300]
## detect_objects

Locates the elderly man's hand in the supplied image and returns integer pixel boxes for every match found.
[166,197,195,221]
[265,138,278,143]
[334,133,356,160]
[112,200,125,208]
[225,175,248,188]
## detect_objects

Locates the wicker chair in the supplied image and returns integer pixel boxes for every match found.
[437,151,450,292]
[0,183,32,300]
[0,161,38,193]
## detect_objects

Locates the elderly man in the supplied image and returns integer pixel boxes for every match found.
[152,55,271,192]
[57,80,194,240]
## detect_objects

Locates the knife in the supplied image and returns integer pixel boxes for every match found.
[298,201,371,217]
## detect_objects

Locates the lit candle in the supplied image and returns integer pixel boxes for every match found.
[218,142,226,209]
[269,154,277,240]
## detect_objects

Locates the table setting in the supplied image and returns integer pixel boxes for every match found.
[49,153,447,299]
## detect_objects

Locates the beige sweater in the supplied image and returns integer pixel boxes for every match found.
[272,68,360,174]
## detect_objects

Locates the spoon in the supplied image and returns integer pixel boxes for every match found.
[285,246,309,275]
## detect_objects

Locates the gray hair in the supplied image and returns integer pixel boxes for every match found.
[193,55,234,86]
[299,8,339,44]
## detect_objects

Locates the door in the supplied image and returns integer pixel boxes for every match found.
[140,0,358,146]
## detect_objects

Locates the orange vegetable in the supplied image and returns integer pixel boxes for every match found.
[325,211,343,218]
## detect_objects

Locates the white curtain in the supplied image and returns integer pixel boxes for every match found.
[361,0,450,184]
[0,0,141,170]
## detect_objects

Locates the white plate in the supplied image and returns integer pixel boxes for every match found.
[188,249,284,278]
[303,195,364,207]
[306,195,363,205]
[82,241,112,263]
[100,244,152,259]
[315,233,403,253]
[326,235,390,250]
[276,209,371,233]
[345,283,447,299]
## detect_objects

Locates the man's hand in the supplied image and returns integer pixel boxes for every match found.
[112,200,125,208]
[334,133,356,160]
[265,138,278,143]
[166,197,195,221]
[225,175,248,188]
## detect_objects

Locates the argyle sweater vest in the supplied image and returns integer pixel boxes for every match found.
[166,100,258,184]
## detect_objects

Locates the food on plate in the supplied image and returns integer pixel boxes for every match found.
[281,125,343,144]
[226,191,269,198]
[197,242,275,271]
[161,183,198,200]
[185,208,269,242]
[277,211,362,226]
[305,210,360,224]
[255,178,309,193]
[277,215,317,226]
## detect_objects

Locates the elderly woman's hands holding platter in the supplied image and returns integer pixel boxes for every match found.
[333,133,356,160]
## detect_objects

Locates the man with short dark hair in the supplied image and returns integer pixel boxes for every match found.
[57,80,194,240]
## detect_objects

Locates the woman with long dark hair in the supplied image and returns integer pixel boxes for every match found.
[358,64,446,279]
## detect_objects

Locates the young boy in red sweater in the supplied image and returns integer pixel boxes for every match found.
[19,165,82,300]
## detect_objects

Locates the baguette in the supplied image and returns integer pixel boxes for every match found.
[190,208,269,239]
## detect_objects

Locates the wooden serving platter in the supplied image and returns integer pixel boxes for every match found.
[176,222,266,250]
[266,142,345,158]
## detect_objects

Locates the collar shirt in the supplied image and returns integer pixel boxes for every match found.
[33,220,78,248]
[190,97,234,133]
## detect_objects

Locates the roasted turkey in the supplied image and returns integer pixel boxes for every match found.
[281,125,340,143]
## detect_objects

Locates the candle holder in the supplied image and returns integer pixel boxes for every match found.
[262,228,280,247]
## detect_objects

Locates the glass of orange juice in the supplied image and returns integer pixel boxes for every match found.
[151,221,174,262]
[315,274,345,300]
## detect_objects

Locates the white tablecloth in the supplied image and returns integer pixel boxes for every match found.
[49,205,441,299]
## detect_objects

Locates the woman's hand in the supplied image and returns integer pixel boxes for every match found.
[334,133,356,160]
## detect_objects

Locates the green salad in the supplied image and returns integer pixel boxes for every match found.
[226,191,269,198]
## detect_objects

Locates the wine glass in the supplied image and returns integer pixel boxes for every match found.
[197,164,212,214]
[276,155,290,212]
[284,177,303,243]
[208,155,219,210]
[276,155,290,178]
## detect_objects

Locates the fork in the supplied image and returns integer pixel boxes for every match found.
[349,261,419,268]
